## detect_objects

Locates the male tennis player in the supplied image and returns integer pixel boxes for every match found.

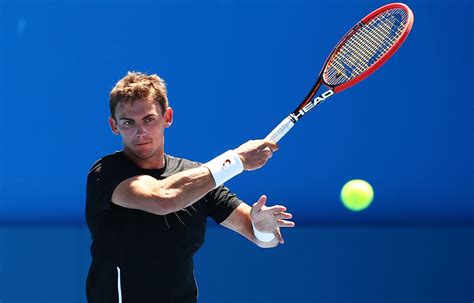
[85,71,295,302]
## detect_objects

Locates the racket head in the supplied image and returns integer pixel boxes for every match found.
[322,2,414,93]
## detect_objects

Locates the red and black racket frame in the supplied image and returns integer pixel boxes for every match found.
[289,2,414,124]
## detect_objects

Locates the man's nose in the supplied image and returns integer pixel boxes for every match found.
[135,125,147,138]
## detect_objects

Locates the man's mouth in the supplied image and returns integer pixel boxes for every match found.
[135,142,151,146]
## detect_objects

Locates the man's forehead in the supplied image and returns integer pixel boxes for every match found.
[116,99,161,118]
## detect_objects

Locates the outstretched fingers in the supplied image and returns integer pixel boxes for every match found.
[265,205,287,213]
[252,195,267,212]
[274,227,284,244]
[275,212,293,221]
[277,219,295,228]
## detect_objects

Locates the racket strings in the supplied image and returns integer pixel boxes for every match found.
[328,9,407,81]
[325,8,408,86]
[339,9,407,70]
[334,10,407,77]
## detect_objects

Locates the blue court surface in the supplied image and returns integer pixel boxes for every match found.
[0,225,472,302]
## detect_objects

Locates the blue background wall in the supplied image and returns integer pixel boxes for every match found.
[0,0,472,302]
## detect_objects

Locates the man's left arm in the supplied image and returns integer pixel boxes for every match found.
[220,195,295,248]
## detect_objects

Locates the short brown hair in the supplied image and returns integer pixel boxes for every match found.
[109,71,168,119]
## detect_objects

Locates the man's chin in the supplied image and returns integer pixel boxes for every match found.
[125,145,153,159]
[134,149,154,160]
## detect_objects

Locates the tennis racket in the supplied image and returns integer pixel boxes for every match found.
[266,2,414,143]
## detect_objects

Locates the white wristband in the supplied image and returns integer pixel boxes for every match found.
[204,150,244,188]
[252,221,275,242]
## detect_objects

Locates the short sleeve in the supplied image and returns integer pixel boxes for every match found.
[85,158,126,222]
[205,185,243,223]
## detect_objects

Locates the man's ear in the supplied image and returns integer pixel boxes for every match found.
[108,117,120,135]
[164,107,173,128]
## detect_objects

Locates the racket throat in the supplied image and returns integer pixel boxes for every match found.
[291,89,334,121]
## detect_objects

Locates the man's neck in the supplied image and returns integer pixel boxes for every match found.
[123,148,165,170]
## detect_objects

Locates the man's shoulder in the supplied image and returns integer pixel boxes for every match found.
[88,151,127,176]
[164,154,201,176]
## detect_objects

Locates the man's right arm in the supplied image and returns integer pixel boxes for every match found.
[111,139,278,216]
[112,166,214,215]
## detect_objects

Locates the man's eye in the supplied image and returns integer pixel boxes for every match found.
[123,121,134,126]
[145,117,155,123]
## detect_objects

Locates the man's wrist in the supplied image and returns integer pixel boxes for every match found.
[251,220,275,242]
[203,150,244,188]
[237,154,247,170]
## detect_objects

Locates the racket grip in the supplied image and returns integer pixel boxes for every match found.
[265,116,295,143]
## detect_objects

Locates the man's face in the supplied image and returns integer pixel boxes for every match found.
[109,99,172,162]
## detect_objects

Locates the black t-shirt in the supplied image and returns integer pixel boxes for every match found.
[85,151,242,303]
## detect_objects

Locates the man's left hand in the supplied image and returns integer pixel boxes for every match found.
[250,195,295,244]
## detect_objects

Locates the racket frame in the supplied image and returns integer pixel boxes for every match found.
[266,2,414,143]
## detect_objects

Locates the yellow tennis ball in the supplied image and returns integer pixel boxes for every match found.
[340,179,374,211]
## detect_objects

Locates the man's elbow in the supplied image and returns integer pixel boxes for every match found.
[114,178,180,216]
[148,190,180,216]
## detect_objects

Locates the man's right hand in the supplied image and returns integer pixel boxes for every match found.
[234,139,279,171]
